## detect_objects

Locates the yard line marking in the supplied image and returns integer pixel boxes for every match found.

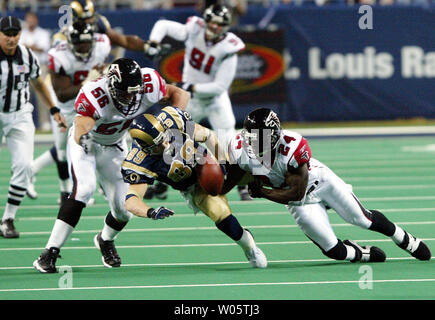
[11,207,435,222]
[0,256,431,271]
[1,238,434,251]
[1,278,435,292]
[12,221,435,236]
[2,184,435,198]
[3,195,435,211]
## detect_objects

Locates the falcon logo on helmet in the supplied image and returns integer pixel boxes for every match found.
[203,4,231,41]
[242,108,282,159]
[66,20,95,61]
[107,58,144,116]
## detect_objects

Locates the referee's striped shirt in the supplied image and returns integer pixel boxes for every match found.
[0,44,40,113]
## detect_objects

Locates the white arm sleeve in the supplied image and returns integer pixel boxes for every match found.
[149,20,188,43]
[194,54,238,98]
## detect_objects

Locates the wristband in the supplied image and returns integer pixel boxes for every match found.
[147,208,155,218]
[50,107,60,115]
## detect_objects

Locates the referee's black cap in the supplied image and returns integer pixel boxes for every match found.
[0,16,22,35]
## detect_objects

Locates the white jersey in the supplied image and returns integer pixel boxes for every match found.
[149,16,245,99]
[48,33,111,114]
[74,67,167,145]
[228,130,324,203]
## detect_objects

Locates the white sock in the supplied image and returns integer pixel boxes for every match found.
[2,203,18,221]
[46,219,74,249]
[32,150,55,175]
[101,223,119,241]
[236,229,256,251]
[344,245,357,261]
[391,224,406,245]
[59,178,72,193]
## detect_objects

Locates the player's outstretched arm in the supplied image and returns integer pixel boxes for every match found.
[105,28,146,52]
[31,76,67,130]
[193,124,226,163]
[249,164,309,204]
[220,164,249,195]
[125,184,174,220]
[161,84,190,110]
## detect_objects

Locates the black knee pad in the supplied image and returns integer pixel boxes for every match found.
[368,210,395,236]
[57,199,85,228]
[105,211,128,231]
[57,161,70,180]
[323,240,348,260]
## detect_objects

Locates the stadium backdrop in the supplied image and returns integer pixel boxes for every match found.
[10,4,435,124]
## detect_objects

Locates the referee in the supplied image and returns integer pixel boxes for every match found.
[0,16,67,238]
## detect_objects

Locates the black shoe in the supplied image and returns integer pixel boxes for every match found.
[144,182,168,200]
[0,219,20,238]
[33,247,61,273]
[238,186,252,201]
[94,232,121,268]
[344,240,386,263]
[397,232,431,261]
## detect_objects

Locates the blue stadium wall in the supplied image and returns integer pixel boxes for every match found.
[11,5,435,125]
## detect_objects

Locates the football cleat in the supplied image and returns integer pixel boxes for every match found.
[144,182,168,200]
[26,176,38,199]
[33,247,61,273]
[344,239,386,263]
[243,229,267,268]
[0,219,19,238]
[237,185,252,201]
[397,231,431,261]
[94,232,121,268]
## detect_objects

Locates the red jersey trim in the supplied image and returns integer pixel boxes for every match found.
[154,70,167,98]
[75,92,97,118]
[292,137,311,166]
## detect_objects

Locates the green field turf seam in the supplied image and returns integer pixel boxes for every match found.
[1,256,431,271]
[1,238,435,251]
[2,278,435,293]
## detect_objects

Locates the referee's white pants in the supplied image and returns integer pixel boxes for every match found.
[0,110,35,190]
[67,128,133,222]
[187,92,236,151]
[287,162,373,252]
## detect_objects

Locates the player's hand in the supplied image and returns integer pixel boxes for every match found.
[248,177,264,198]
[79,133,92,154]
[52,110,68,133]
[147,206,175,220]
[143,41,171,60]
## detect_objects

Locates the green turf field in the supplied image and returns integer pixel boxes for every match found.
[0,136,434,301]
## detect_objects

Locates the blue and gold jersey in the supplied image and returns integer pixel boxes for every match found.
[122,107,207,191]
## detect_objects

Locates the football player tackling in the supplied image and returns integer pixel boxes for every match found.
[33,58,189,273]
[222,108,431,263]
[121,107,267,268]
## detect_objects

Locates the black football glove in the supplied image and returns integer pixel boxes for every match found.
[143,41,171,60]
[248,177,264,198]
[79,133,92,154]
[147,206,175,220]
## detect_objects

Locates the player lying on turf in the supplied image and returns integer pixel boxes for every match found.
[121,107,267,268]
[220,107,431,263]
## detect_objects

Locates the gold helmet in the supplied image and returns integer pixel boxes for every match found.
[70,0,95,21]
[129,114,167,154]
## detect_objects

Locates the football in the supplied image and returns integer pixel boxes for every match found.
[196,154,224,196]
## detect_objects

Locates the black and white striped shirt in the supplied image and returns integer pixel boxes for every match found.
[0,44,40,113]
